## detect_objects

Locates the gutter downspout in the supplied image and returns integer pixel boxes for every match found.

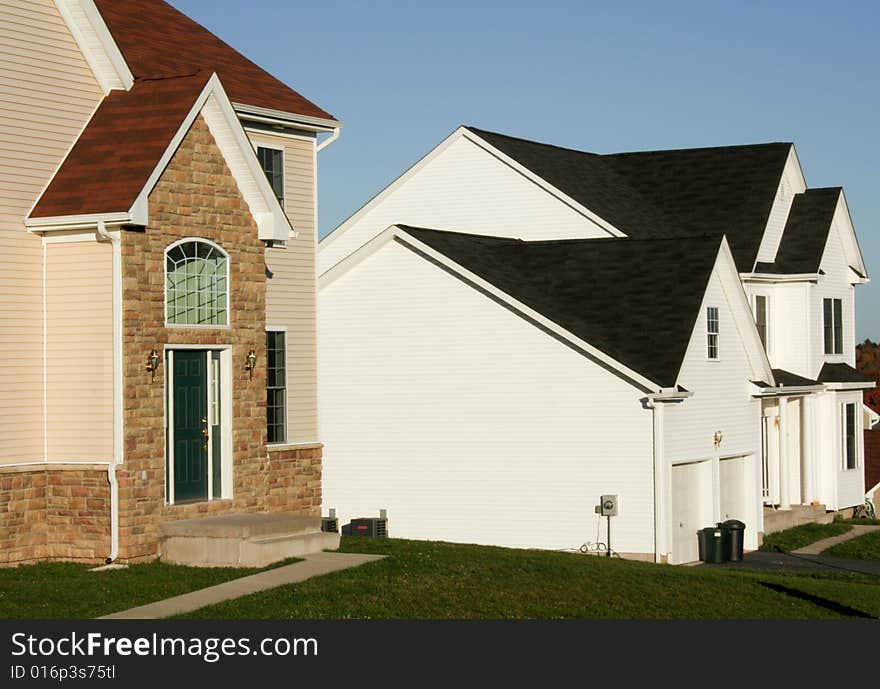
[316,127,340,153]
[96,220,122,563]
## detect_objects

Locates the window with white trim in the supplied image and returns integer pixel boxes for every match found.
[754,295,768,351]
[823,298,843,355]
[266,330,287,444]
[165,239,229,326]
[842,402,857,470]
[707,306,719,359]
[257,146,284,207]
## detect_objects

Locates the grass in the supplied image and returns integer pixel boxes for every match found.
[758,522,852,553]
[178,537,880,619]
[0,558,300,619]
[823,530,880,560]
[837,518,880,526]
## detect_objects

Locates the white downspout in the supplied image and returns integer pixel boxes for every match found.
[316,127,340,153]
[96,220,122,563]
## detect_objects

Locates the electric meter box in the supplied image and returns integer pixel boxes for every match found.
[599,494,618,517]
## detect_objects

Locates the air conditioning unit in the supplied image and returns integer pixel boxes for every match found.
[342,517,388,538]
[321,517,339,533]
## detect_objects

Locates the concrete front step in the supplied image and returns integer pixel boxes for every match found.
[763,504,832,535]
[159,513,340,568]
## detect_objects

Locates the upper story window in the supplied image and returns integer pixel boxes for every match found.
[754,295,768,351]
[706,307,719,359]
[266,329,287,444]
[165,239,229,326]
[257,146,284,207]
[823,298,843,355]
[842,402,857,470]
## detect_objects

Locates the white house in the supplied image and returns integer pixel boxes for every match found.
[317,126,873,564]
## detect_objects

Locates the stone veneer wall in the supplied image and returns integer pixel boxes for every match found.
[0,466,109,566]
[117,115,320,561]
[0,115,322,566]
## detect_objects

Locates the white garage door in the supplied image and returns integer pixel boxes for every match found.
[671,461,714,564]
[720,455,748,523]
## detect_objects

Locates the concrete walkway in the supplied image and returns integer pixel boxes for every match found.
[99,551,385,620]
[791,524,880,555]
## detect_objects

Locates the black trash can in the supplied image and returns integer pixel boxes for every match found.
[698,527,727,563]
[719,520,746,562]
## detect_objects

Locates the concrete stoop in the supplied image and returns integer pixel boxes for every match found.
[158,513,340,568]
[763,504,833,535]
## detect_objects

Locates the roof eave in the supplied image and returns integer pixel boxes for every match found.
[233,102,341,132]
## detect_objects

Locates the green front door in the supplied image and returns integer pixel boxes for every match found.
[172,350,208,502]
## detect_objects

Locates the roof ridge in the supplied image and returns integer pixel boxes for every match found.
[464,126,600,157]
[603,141,792,158]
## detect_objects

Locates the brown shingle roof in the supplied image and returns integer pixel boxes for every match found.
[93,0,335,122]
[30,72,209,218]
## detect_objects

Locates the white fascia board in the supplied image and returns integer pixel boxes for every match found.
[752,385,824,398]
[232,102,342,131]
[26,212,133,233]
[461,128,626,238]
[863,403,879,429]
[130,73,294,244]
[645,389,693,403]
[740,269,820,283]
[319,127,469,254]
[55,0,134,93]
[322,224,663,393]
[823,381,877,391]
[715,236,776,386]
[836,190,868,280]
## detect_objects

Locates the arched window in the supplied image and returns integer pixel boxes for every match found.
[165,239,229,326]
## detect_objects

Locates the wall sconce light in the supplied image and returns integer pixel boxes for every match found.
[245,349,257,380]
[146,349,160,382]
[713,430,723,448]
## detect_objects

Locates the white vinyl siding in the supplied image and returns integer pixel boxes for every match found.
[319,134,612,275]
[663,268,763,550]
[0,0,103,465]
[813,218,856,368]
[45,240,113,462]
[755,147,806,264]
[320,239,655,555]
[248,130,320,443]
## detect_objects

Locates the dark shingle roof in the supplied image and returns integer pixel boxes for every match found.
[94,0,335,121]
[771,369,820,387]
[30,73,209,218]
[754,188,841,274]
[400,226,723,388]
[817,363,876,385]
[466,127,792,272]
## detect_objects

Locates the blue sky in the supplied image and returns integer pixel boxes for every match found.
[172,0,880,340]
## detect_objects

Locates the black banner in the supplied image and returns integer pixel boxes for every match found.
[1,619,874,686]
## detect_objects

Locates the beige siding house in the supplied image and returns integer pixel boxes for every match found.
[0,0,339,565]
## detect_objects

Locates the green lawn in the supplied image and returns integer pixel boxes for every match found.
[178,538,880,619]
[823,530,880,560]
[759,522,852,553]
[0,559,298,619]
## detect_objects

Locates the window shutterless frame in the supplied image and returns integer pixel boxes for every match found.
[706,306,719,359]
[266,327,287,445]
[164,238,230,328]
[256,145,284,208]
[842,402,857,470]
[754,294,768,351]
[823,297,843,355]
